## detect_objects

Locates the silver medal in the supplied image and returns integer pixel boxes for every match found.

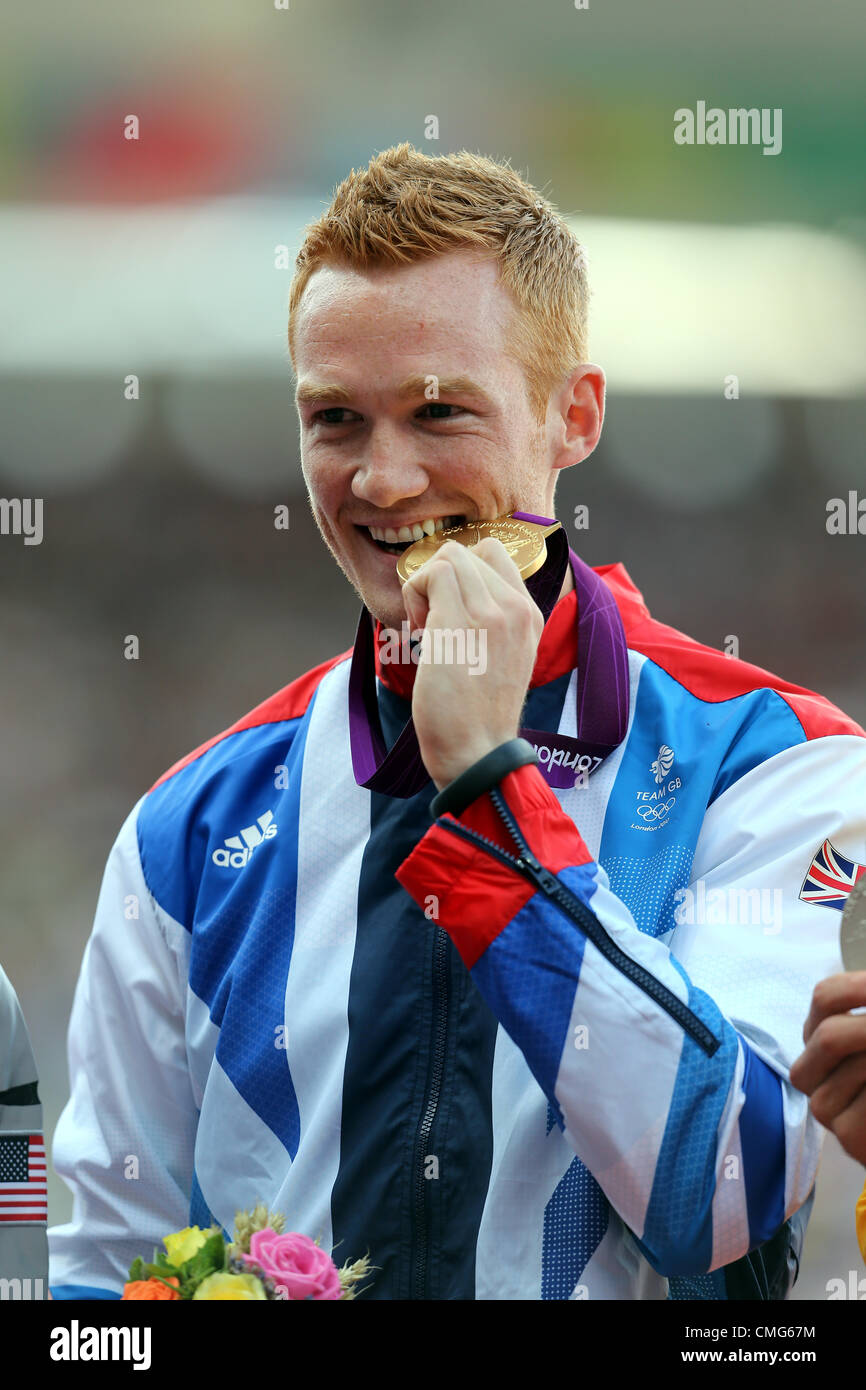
[840,873,866,971]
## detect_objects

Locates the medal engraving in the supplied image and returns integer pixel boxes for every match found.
[396,514,561,584]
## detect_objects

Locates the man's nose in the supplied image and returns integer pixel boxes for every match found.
[351,433,430,509]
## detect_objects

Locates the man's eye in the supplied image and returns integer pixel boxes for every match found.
[313,407,356,425]
[309,403,461,425]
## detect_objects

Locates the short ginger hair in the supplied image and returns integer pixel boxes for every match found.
[287,142,590,423]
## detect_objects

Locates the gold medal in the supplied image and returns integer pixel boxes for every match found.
[396,514,561,584]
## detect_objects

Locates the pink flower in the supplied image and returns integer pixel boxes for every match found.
[243,1229,342,1300]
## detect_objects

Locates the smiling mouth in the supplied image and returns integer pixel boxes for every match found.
[359,515,466,555]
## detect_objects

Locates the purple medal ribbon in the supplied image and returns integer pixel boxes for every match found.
[348,512,629,796]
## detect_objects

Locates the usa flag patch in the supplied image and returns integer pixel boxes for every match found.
[0,1133,47,1224]
[799,839,866,912]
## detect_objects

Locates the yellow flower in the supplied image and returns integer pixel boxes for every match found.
[192,1272,267,1301]
[163,1226,212,1267]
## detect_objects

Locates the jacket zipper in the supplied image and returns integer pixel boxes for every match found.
[410,921,449,1299]
[437,785,720,1058]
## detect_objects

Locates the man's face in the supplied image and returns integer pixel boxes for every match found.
[293,248,559,628]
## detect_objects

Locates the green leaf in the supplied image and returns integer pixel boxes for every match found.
[148,1272,182,1297]
[180,1232,228,1288]
[201,1231,227,1267]
[142,1259,178,1281]
[127,1257,145,1283]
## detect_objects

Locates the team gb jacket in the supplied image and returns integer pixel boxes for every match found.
[48,557,866,1300]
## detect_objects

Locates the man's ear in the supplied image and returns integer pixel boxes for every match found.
[551,364,605,474]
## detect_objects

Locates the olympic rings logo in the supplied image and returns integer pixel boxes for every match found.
[636,797,676,823]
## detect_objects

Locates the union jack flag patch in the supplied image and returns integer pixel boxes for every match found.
[799,839,866,912]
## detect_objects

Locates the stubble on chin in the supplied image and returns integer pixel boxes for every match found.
[367,594,411,631]
[340,563,408,630]
[318,525,411,628]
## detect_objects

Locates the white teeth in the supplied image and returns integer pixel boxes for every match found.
[367,515,461,543]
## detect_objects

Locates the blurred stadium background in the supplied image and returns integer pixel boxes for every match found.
[1,0,864,1300]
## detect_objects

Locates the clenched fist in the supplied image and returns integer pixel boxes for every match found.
[401,537,544,791]
[790,971,866,1166]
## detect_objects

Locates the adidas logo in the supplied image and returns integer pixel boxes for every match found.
[212,810,277,868]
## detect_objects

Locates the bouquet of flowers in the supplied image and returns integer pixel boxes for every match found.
[121,1202,373,1301]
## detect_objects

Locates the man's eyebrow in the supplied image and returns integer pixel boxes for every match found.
[295,381,355,407]
[394,373,495,404]
[295,374,496,408]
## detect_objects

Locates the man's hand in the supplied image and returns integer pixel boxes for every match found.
[789,971,866,1166]
[401,537,544,790]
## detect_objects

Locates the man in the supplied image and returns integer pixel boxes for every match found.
[790,972,866,1264]
[1,964,49,1298]
[49,143,866,1300]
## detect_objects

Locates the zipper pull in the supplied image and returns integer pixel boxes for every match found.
[514,852,561,896]
[485,785,563,896]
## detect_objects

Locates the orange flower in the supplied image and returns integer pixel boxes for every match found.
[122,1275,181,1301]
